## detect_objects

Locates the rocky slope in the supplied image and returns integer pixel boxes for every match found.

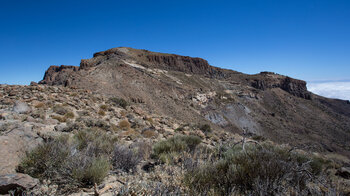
[1,47,350,195]
[0,84,236,195]
[39,47,350,157]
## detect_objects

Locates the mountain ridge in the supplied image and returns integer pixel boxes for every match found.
[38,47,350,157]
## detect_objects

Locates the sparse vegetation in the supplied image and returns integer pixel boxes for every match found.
[34,102,45,108]
[53,105,68,115]
[64,111,75,119]
[199,124,212,133]
[142,130,158,138]
[51,115,67,122]
[113,144,141,173]
[110,97,129,109]
[98,109,106,116]
[18,129,118,194]
[251,134,266,141]
[174,127,184,132]
[184,143,329,195]
[152,135,201,163]
[119,119,131,130]
[100,104,108,111]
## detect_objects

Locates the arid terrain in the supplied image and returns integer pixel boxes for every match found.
[1,47,350,195]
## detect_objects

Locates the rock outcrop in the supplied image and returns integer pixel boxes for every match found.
[0,173,39,194]
[251,72,311,99]
[39,65,79,86]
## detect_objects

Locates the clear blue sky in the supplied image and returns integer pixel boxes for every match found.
[0,0,349,85]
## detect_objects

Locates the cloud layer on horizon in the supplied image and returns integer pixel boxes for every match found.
[307,81,350,101]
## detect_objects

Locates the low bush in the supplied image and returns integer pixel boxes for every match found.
[199,124,212,133]
[34,102,45,108]
[74,128,118,155]
[113,144,141,173]
[51,115,67,122]
[184,143,326,195]
[142,130,158,138]
[64,111,75,119]
[110,97,129,109]
[98,109,106,116]
[99,104,108,111]
[119,120,131,130]
[53,105,68,115]
[152,135,201,162]
[18,129,118,194]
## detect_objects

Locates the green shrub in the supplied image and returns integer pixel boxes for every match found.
[72,156,110,186]
[174,126,184,132]
[18,135,71,180]
[18,130,117,194]
[53,105,68,115]
[184,143,325,195]
[251,135,266,141]
[110,97,129,109]
[74,128,117,155]
[99,104,108,111]
[64,111,75,119]
[199,124,212,133]
[152,135,201,161]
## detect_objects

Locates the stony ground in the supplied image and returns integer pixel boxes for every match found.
[0,84,238,195]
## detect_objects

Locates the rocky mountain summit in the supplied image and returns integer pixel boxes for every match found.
[1,47,350,195]
[39,47,350,156]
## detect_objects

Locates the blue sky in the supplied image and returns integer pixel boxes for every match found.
[0,0,349,99]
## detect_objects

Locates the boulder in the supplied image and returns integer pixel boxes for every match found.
[0,127,42,175]
[0,173,39,194]
[13,101,31,114]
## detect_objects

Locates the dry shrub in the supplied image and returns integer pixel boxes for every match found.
[120,110,127,117]
[64,111,75,119]
[34,102,45,108]
[110,97,129,109]
[98,110,106,116]
[119,119,130,130]
[184,143,329,195]
[18,129,117,194]
[120,129,140,139]
[53,105,68,115]
[113,144,141,173]
[51,115,67,122]
[131,141,152,160]
[145,117,154,124]
[111,124,119,132]
[142,130,158,138]
[100,105,108,111]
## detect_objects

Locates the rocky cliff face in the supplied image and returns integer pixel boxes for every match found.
[37,47,350,157]
[250,73,311,99]
[40,65,79,86]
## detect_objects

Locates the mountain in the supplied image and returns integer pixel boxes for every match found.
[1,47,350,195]
[39,47,350,157]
